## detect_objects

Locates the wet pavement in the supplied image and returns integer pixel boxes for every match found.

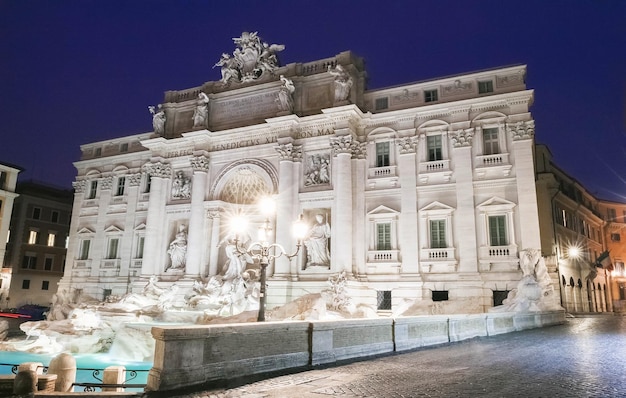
[169,314,626,398]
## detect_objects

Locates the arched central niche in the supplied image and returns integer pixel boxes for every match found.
[211,159,278,204]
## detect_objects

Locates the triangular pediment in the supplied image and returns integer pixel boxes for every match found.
[77,227,95,235]
[134,223,147,231]
[477,196,516,210]
[420,201,454,212]
[367,205,399,215]
[104,225,124,233]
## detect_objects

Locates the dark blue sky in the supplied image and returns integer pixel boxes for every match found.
[1,0,624,201]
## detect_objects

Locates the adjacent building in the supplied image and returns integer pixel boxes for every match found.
[535,145,610,313]
[599,199,626,312]
[0,162,22,309]
[4,181,73,308]
[58,34,545,315]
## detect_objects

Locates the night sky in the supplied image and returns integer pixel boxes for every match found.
[1,1,624,201]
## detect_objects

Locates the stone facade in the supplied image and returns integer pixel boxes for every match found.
[59,37,544,314]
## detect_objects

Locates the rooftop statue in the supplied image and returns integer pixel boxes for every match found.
[148,104,166,135]
[214,31,285,85]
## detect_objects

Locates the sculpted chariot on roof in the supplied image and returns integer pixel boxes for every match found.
[214,31,285,85]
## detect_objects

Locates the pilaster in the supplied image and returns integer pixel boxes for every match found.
[509,121,541,249]
[450,128,478,273]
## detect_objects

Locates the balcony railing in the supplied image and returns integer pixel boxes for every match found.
[476,153,510,167]
[421,247,455,260]
[368,165,397,179]
[367,250,400,263]
[419,159,450,174]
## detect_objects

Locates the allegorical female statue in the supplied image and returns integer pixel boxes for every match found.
[166,224,187,271]
[304,214,331,267]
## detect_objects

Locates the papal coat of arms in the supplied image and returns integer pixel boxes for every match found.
[214,31,285,84]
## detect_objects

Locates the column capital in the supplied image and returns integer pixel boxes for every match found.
[142,161,172,178]
[330,135,356,157]
[450,128,474,148]
[128,173,142,187]
[508,120,535,141]
[72,179,87,193]
[191,155,210,172]
[397,136,418,154]
[100,176,113,191]
[275,143,303,162]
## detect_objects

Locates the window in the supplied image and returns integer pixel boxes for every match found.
[478,80,494,94]
[79,239,91,260]
[32,207,41,220]
[0,199,3,212]
[120,143,128,152]
[88,180,98,199]
[136,236,145,258]
[47,233,56,247]
[489,215,508,246]
[44,257,53,271]
[22,255,37,269]
[375,97,389,110]
[103,289,112,301]
[608,208,617,221]
[430,220,446,248]
[0,171,6,189]
[22,280,30,289]
[427,135,443,161]
[611,233,621,242]
[107,238,120,259]
[377,223,391,250]
[432,290,449,301]
[424,89,438,103]
[144,174,151,193]
[51,211,59,223]
[483,128,499,155]
[493,290,509,306]
[116,176,126,196]
[619,282,626,301]
[94,147,102,157]
[377,290,392,310]
[28,230,38,245]
[376,142,390,167]
[42,281,49,291]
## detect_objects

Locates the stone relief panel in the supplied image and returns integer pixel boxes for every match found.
[171,171,191,199]
[304,152,331,187]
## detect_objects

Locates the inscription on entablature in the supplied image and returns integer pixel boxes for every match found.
[211,91,279,125]
[164,149,194,158]
[210,135,277,151]
[295,128,334,139]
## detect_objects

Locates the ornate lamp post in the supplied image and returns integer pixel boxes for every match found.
[230,197,307,321]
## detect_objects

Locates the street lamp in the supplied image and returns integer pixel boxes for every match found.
[230,197,307,321]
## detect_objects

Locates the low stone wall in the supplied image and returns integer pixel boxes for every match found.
[310,318,394,365]
[147,321,310,391]
[146,310,565,392]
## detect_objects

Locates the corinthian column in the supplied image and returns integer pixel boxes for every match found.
[141,161,171,276]
[186,155,210,277]
[330,135,354,274]
[273,143,302,278]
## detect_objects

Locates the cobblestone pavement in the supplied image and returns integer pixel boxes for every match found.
[170,315,626,398]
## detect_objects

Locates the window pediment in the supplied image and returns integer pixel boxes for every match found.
[77,227,95,235]
[367,205,399,217]
[477,196,516,211]
[104,225,124,233]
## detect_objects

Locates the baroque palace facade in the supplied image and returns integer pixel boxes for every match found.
[59,33,544,313]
